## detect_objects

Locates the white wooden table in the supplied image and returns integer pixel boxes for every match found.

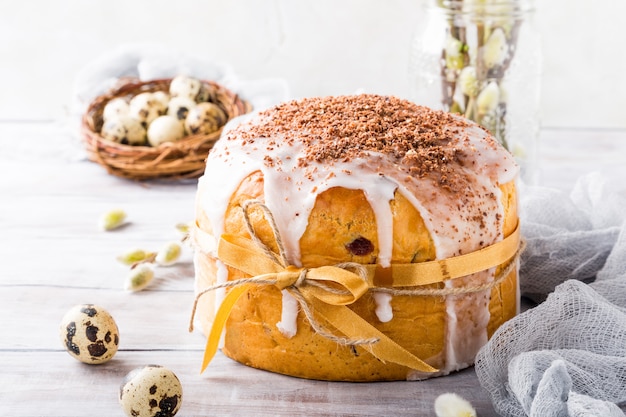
[1,121,624,416]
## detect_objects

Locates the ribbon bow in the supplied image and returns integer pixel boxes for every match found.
[220,234,370,304]
[195,232,439,374]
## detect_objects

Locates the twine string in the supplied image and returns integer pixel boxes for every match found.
[189,200,523,349]
[189,201,378,346]
[241,200,286,267]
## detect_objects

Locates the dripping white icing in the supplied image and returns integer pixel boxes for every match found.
[373,292,393,323]
[276,290,299,338]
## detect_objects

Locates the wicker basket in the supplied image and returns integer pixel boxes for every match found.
[81,78,252,181]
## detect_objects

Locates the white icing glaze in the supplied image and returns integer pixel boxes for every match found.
[443,269,493,372]
[276,290,299,338]
[373,292,393,323]
[215,261,228,349]
[196,97,518,366]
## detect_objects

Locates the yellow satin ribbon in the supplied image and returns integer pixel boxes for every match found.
[198,222,520,374]
[365,221,521,287]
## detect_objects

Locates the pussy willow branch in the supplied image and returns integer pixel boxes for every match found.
[440,0,523,151]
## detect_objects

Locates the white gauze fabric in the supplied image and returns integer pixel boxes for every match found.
[475,173,626,416]
[516,173,622,303]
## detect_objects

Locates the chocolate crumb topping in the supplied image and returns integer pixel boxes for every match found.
[226,95,492,187]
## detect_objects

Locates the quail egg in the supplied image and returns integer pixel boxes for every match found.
[169,74,208,102]
[147,115,185,147]
[119,365,183,417]
[184,102,227,135]
[129,92,167,127]
[152,91,170,109]
[59,304,120,364]
[102,98,130,121]
[101,115,147,145]
[167,96,196,122]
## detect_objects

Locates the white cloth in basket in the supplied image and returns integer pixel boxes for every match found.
[71,43,289,123]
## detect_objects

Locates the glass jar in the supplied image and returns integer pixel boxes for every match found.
[409,0,542,183]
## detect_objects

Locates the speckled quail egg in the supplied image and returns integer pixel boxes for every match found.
[169,74,208,102]
[101,115,147,146]
[119,365,183,417]
[167,96,196,122]
[59,304,120,364]
[184,102,227,135]
[129,92,167,127]
[147,115,185,147]
[102,97,130,121]
[152,91,170,109]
